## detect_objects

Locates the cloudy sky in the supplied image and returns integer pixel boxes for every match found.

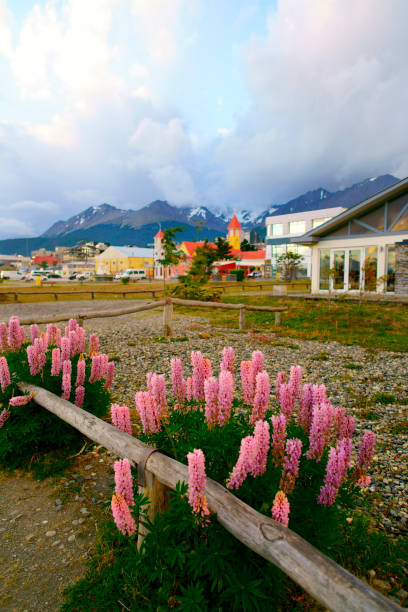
[0,0,407,238]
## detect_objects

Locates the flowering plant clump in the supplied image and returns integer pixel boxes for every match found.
[0,316,112,469]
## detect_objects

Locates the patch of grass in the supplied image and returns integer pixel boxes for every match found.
[108,354,121,362]
[373,392,396,405]
[312,352,330,361]
[127,341,136,346]
[344,363,363,370]
[387,420,408,435]
[357,408,380,421]
[150,336,189,344]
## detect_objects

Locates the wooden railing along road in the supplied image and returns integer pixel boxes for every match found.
[17,382,403,612]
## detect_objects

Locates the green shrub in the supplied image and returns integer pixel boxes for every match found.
[121,276,130,284]
[167,276,221,302]
[229,268,245,282]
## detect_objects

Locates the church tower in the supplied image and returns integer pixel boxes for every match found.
[154,229,164,279]
[227,215,242,250]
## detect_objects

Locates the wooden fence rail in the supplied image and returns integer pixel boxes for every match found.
[17,383,402,612]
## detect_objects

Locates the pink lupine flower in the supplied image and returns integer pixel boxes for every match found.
[187,449,210,517]
[306,402,333,462]
[135,392,161,433]
[279,383,296,419]
[74,385,85,407]
[252,350,264,377]
[75,358,86,386]
[76,327,86,353]
[203,358,212,381]
[61,337,70,362]
[111,404,132,435]
[218,370,234,425]
[99,354,109,379]
[150,373,168,420]
[27,339,46,376]
[8,316,24,352]
[186,377,193,402]
[105,361,115,389]
[312,383,327,407]
[146,372,154,395]
[69,330,79,357]
[333,407,355,440]
[271,413,287,464]
[251,420,270,477]
[280,438,303,494]
[289,365,302,400]
[45,323,58,346]
[204,376,219,427]
[241,361,254,405]
[114,458,134,506]
[272,491,290,527]
[191,351,206,401]
[61,359,72,400]
[55,327,62,347]
[51,348,61,376]
[221,347,235,373]
[275,371,287,400]
[9,394,33,406]
[250,371,270,424]
[355,431,376,477]
[89,355,105,383]
[68,318,78,332]
[317,438,352,506]
[0,322,8,352]
[0,356,11,392]
[171,358,186,403]
[111,493,136,536]
[89,333,99,355]
[357,475,372,488]
[297,383,314,432]
[227,436,255,489]
[30,324,40,343]
[0,408,10,428]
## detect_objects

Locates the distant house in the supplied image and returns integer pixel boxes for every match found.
[292,177,408,294]
[95,246,154,276]
[32,255,61,268]
[265,205,345,277]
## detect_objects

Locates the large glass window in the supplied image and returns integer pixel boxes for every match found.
[319,249,330,290]
[272,223,283,236]
[289,220,306,234]
[333,251,345,290]
[348,250,361,290]
[386,246,395,292]
[364,247,378,291]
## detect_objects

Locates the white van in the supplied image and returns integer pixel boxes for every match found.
[1,270,30,281]
[122,269,146,280]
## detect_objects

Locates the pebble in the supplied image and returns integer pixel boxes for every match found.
[45,530,56,537]
[67,535,75,542]
[80,508,89,516]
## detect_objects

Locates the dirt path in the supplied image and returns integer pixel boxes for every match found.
[0,449,113,611]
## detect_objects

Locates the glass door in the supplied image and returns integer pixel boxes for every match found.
[331,250,345,291]
[348,249,361,291]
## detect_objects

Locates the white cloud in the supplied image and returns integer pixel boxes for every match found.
[0,217,34,239]
[215,0,408,206]
[217,127,230,136]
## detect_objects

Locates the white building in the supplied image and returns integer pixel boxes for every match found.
[292,177,408,294]
[265,205,344,277]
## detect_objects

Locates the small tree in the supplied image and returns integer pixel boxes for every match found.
[214,237,234,261]
[278,251,303,281]
[157,227,185,288]
[188,241,217,280]
[240,239,257,252]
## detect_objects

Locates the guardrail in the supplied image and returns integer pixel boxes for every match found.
[17,382,403,612]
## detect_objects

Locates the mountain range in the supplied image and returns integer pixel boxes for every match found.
[0,174,399,256]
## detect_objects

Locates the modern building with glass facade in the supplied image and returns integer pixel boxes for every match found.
[265,205,344,276]
[291,177,408,294]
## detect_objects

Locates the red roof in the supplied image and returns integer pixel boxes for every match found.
[33,256,61,265]
[154,230,164,239]
[238,250,265,260]
[228,214,241,229]
[181,241,216,257]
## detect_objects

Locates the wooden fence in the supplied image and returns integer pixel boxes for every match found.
[16,297,287,334]
[17,382,402,612]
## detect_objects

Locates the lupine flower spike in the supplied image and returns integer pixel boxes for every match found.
[0,408,10,428]
[111,404,132,435]
[111,494,136,536]
[221,347,235,373]
[187,449,210,517]
[272,491,290,527]
[0,357,11,392]
[227,436,255,489]
[114,458,134,506]
[280,438,303,494]
[250,371,270,424]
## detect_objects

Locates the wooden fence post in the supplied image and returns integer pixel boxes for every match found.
[239,306,246,330]
[163,300,173,337]
[137,458,170,549]
[275,311,281,326]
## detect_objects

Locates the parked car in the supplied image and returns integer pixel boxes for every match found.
[247,271,262,278]
[1,270,31,281]
[114,273,122,280]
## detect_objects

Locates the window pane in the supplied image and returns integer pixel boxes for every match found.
[364,247,378,291]
[386,246,395,292]
[387,194,408,229]
[357,205,385,231]
[272,223,283,236]
[324,223,348,237]
[319,249,330,290]
[348,249,361,290]
[390,210,408,232]
[289,221,306,234]
[350,221,373,235]
[333,251,345,290]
